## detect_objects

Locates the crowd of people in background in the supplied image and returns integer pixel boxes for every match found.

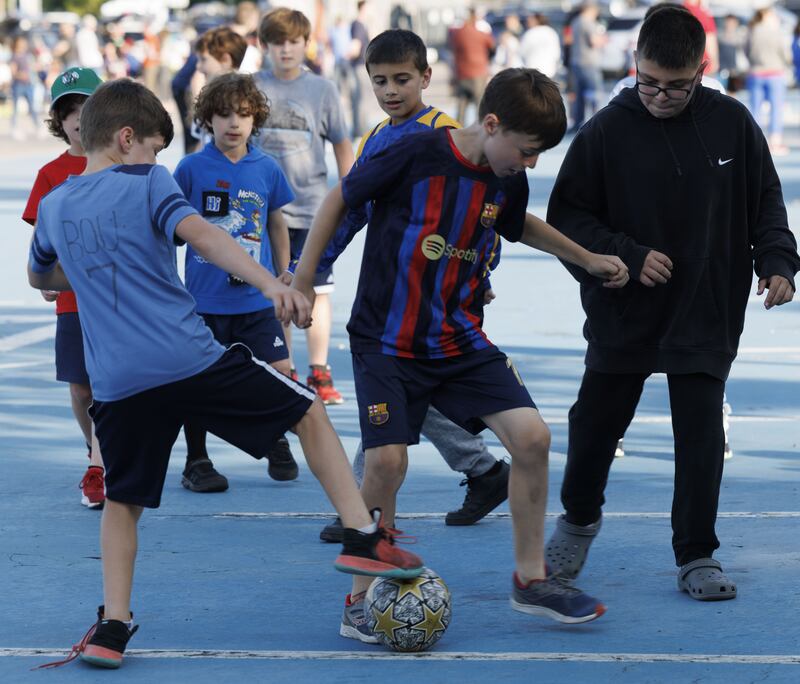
[2,1,800,150]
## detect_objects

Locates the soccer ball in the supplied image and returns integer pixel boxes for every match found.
[364,567,452,652]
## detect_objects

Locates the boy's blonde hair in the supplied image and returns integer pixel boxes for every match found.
[258,7,311,46]
[195,26,248,69]
[194,72,270,133]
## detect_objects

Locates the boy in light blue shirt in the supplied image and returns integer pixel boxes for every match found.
[28,78,424,670]
[174,72,299,491]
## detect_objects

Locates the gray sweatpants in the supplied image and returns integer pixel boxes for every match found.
[351,405,497,484]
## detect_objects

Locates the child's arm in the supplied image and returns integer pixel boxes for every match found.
[27,259,71,291]
[520,212,630,288]
[292,183,348,302]
[267,208,290,275]
[332,139,354,178]
[176,214,311,327]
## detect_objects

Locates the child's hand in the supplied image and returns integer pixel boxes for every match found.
[40,290,58,302]
[639,250,672,287]
[484,288,496,305]
[263,282,313,328]
[289,279,317,324]
[757,275,795,309]
[587,254,629,288]
[278,270,294,286]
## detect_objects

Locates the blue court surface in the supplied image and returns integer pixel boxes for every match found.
[1,132,799,684]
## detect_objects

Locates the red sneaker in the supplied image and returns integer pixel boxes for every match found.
[289,367,299,382]
[306,364,344,404]
[80,466,105,509]
[335,509,424,579]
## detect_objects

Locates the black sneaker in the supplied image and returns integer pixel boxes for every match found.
[81,607,139,669]
[320,516,344,543]
[266,436,299,481]
[182,458,229,493]
[445,459,510,526]
[35,606,138,670]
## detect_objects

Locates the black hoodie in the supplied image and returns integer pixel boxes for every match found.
[547,85,800,381]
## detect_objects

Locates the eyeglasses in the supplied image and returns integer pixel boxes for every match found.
[634,63,705,101]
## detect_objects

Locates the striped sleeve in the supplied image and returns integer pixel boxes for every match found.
[149,165,198,244]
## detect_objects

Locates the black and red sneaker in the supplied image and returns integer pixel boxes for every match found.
[33,606,138,671]
[334,509,424,579]
[81,610,138,668]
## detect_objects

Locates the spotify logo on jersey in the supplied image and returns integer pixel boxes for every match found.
[421,234,447,260]
[421,234,478,263]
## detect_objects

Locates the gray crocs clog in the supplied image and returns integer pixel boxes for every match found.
[545,514,602,580]
[677,558,737,601]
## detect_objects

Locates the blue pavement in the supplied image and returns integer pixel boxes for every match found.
[0,115,799,683]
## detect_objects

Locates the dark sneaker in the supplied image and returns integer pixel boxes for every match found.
[320,516,344,543]
[339,592,379,644]
[445,459,509,526]
[510,572,606,624]
[34,606,138,671]
[334,509,424,578]
[266,436,299,481]
[181,458,229,493]
[79,465,106,510]
[306,364,344,405]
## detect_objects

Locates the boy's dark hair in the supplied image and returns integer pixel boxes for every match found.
[195,26,248,69]
[478,68,566,151]
[46,93,88,144]
[365,29,428,74]
[80,79,174,152]
[194,72,270,133]
[258,7,311,45]
[637,5,705,70]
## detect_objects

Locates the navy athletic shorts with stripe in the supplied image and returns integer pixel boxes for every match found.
[90,345,315,508]
[352,346,537,449]
[200,310,288,365]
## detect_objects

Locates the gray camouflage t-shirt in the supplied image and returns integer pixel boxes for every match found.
[252,69,348,230]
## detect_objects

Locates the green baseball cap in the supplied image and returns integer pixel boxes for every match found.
[50,68,103,106]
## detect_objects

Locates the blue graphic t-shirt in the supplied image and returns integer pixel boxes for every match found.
[174,143,295,314]
[29,164,225,401]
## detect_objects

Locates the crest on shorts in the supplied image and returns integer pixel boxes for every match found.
[367,403,389,425]
[480,203,500,228]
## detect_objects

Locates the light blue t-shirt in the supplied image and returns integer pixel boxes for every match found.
[174,142,294,314]
[29,163,225,401]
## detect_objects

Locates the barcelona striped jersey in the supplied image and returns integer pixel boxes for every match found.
[341,127,529,359]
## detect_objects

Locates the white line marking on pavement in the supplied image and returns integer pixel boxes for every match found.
[0,314,54,324]
[0,324,56,353]
[737,346,800,354]
[4,648,800,664]
[542,414,798,424]
[212,511,800,520]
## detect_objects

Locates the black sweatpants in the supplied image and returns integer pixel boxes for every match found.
[561,369,726,566]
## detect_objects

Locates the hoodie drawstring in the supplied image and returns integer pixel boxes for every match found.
[690,107,716,169]
[659,120,683,177]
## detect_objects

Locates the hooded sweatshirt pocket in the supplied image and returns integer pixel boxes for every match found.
[584,257,722,348]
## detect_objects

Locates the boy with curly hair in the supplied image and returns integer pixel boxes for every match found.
[175,72,300,490]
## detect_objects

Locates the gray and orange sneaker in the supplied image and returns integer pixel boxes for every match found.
[334,509,423,579]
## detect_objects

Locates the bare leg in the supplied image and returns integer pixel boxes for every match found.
[282,322,294,370]
[307,293,332,367]
[293,398,372,530]
[70,382,104,468]
[351,443,408,597]
[482,407,550,582]
[101,500,143,621]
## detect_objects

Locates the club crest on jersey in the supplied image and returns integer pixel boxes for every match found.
[480,203,500,228]
[367,403,389,425]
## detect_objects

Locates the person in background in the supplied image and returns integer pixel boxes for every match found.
[747,3,791,155]
[520,13,562,79]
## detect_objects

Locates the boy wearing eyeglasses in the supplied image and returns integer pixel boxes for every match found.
[545,5,799,601]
